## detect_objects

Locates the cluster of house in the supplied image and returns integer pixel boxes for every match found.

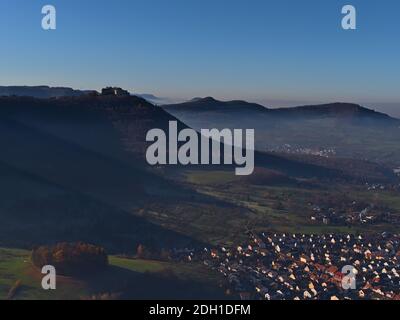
[309,202,399,226]
[267,144,336,158]
[365,182,400,192]
[173,232,400,300]
[366,183,387,191]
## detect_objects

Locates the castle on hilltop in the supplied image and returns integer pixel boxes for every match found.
[101,87,130,97]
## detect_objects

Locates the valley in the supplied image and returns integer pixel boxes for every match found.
[0,91,399,300]
[164,99,400,167]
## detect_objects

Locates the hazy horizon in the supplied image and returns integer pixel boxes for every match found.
[1,82,399,118]
[1,0,400,111]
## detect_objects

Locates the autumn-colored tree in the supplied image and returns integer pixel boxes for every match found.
[31,242,108,276]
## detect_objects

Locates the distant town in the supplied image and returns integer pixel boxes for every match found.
[267,144,337,158]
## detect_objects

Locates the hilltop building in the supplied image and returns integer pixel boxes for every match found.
[101,87,130,97]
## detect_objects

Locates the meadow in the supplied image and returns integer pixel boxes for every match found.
[0,248,226,300]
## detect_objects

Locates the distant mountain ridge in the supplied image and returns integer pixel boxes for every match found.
[164,97,268,114]
[0,86,94,98]
[164,97,399,122]
[136,94,180,105]
[163,97,400,165]
[271,102,399,122]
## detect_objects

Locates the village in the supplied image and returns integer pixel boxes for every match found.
[309,201,400,226]
[172,232,400,300]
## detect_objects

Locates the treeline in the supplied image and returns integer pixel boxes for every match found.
[31,242,108,276]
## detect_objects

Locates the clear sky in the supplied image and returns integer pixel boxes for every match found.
[1,0,399,108]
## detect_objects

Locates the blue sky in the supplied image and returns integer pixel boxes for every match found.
[1,0,399,108]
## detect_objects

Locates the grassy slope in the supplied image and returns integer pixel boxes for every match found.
[0,248,226,300]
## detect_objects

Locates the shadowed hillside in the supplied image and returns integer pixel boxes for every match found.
[0,95,203,252]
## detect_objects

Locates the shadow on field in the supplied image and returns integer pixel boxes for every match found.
[79,264,228,300]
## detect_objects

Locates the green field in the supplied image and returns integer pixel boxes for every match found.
[0,248,227,300]
[175,170,400,239]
